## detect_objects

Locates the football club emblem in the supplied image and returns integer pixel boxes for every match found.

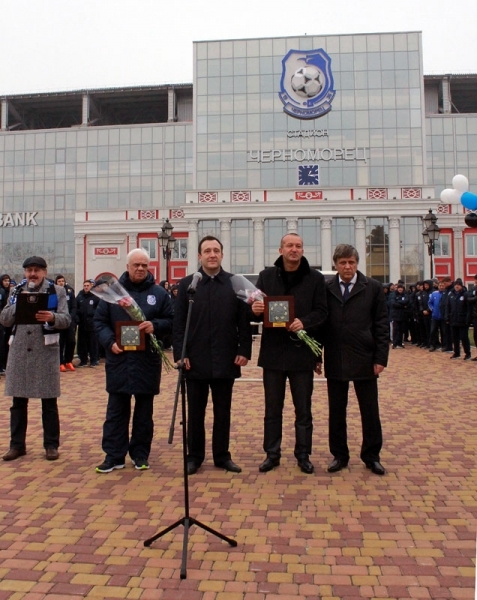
[147,295,157,305]
[279,49,336,120]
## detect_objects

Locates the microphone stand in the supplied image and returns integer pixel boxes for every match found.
[143,286,237,579]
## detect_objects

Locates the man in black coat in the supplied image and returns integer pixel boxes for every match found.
[322,244,389,476]
[446,278,471,360]
[94,249,173,473]
[76,280,100,367]
[173,236,252,475]
[251,233,327,474]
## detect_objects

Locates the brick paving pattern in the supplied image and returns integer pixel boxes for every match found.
[0,340,475,599]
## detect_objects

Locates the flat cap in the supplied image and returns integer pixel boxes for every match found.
[22,256,47,269]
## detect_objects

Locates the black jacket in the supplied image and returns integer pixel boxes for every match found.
[94,271,173,395]
[390,291,409,322]
[76,290,100,331]
[323,271,389,381]
[63,284,77,326]
[446,287,471,327]
[173,267,252,380]
[467,286,477,321]
[254,256,327,371]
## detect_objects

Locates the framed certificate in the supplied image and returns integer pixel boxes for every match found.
[263,296,295,328]
[115,321,146,351]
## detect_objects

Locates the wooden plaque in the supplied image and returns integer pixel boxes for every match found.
[263,296,295,328]
[115,321,146,351]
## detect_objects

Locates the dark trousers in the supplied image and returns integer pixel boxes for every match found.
[430,319,445,348]
[392,320,405,347]
[185,378,234,466]
[102,393,154,461]
[77,327,99,364]
[444,322,453,351]
[420,314,431,346]
[59,324,76,365]
[10,397,60,450]
[451,326,471,356]
[327,378,382,464]
[262,369,314,460]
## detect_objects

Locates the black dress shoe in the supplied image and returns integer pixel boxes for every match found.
[297,457,314,474]
[45,448,59,461]
[258,457,280,472]
[365,461,386,475]
[3,448,26,461]
[327,458,349,473]
[187,461,199,475]
[217,459,242,473]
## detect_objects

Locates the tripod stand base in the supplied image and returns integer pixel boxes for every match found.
[144,516,237,579]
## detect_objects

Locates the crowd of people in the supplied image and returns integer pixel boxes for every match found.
[385,275,477,360]
[1,239,473,477]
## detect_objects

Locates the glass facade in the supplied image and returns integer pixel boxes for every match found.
[194,32,425,191]
[0,124,192,279]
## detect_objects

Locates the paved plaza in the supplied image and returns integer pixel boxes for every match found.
[0,340,475,599]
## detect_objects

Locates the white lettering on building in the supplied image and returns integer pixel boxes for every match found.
[0,212,38,227]
[287,130,329,138]
[247,148,368,163]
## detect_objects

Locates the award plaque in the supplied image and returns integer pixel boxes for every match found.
[15,292,49,325]
[264,296,295,328]
[115,321,146,351]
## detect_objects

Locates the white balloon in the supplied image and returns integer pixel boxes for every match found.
[440,188,462,204]
[452,174,469,193]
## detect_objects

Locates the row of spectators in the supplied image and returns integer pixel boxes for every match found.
[383,276,477,360]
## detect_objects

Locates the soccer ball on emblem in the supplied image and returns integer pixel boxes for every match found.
[290,65,323,98]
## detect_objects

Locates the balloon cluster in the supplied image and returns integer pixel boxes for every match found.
[440,174,477,228]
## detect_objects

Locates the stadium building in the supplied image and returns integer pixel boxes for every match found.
[1,30,477,290]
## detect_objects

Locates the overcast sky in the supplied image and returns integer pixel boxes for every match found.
[1,0,476,95]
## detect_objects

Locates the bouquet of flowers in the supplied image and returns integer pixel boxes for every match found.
[230,274,322,358]
[91,275,174,371]
[229,274,266,304]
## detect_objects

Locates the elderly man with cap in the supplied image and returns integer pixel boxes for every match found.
[0,256,71,461]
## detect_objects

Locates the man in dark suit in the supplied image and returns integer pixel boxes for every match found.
[321,244,389,475]
[173,236,252,475]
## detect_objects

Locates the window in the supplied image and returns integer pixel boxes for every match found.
[172,239,188,260]
[366,218,389,283]
[298,218,321,268]
[466,234,477,256]
[332,218,355,248]
[198,220,220,243]
[400,217,424,284]
[140,238,157,260]
[264,219,286,267]
[231,220,253,273]
[434,234,451,257]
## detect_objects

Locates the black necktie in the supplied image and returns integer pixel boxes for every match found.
[342,281,351,301]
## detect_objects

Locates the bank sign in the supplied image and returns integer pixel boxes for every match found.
[279,48,336,120]
[0,212,38,227]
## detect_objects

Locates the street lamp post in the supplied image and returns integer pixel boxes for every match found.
[422,209,440,279]
[158,218,176,281]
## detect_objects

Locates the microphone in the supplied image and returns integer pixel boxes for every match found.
[28,282,36,292]
[187,272,202,293]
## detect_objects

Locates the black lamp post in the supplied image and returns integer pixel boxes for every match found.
[158,218,176,281]
[422,209,440,279]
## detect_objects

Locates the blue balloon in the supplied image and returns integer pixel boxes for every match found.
[461,191,477,211]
